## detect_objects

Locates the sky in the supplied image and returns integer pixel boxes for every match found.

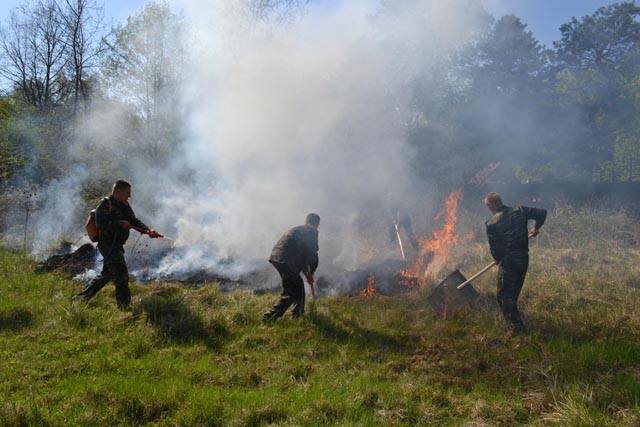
[0,0,626,46]
[480,0,621,46]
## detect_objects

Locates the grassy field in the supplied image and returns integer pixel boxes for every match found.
[2,207,640,425]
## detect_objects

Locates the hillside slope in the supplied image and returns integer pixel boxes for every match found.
[1,247,640,426]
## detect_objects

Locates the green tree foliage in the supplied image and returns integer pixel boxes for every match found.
[101,2,185,164]
[0,0,105,190]
[3,0,640,195]
[553,2,640,182]
[0,94,68,186]
[464,15,553,180]
[0,98,24,184]
[554,2,640,69]
[372,0,493,187]
[406,12,554,185]
[407,1,640,185]
[473,14,548,96]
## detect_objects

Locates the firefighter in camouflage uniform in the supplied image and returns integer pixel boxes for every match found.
[484,192,546,332]
[74,180,162,308]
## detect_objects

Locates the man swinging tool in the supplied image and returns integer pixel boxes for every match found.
[262,213,320,322]
[484,192,546,333]
[74,180,163,308]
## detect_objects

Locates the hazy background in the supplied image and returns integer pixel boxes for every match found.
[1,0,639,281]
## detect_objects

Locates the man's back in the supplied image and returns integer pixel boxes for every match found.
[270,225,319,273]
[482,193,546,332]
[486,205,546,260]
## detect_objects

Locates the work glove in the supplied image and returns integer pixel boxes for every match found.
[147,229,164,239]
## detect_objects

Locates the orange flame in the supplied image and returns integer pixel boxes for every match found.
[405,189,464,283]
[361,275,377,297]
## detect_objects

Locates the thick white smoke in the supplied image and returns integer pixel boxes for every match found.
[3,167,89,257]
[148,0,488,276]
[11,0,490,280]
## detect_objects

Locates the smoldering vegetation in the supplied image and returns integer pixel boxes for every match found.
[1,0,640,293]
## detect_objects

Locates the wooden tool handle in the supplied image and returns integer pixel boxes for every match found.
[394,223,406,261]
[457,233,535,290]
[456,261,497,289]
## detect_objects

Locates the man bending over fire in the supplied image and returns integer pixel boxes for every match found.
[74,180,163,308]
[263,213,320,322]
[484,192,546,333]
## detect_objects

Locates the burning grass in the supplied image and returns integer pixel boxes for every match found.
[2,205,640,425]
[360,275,377,297]
[410,188,464,279]
[334,189,471,297]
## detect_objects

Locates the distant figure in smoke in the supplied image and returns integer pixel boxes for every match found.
[263,213,320,322]
[484,192,546,333]
[388,209,419,252]
[74,180,163,308]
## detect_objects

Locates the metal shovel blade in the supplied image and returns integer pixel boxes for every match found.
[427,269,479,318]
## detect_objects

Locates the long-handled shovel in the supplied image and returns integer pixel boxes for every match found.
[427,233,535,318]
[427,268,480,318]
[455,261,497,290]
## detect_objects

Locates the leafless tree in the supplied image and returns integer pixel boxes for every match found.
[58,0,105,115]
[251,0,309,22]
[0,1,68,111]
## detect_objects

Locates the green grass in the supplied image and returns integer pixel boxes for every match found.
[2,235,640,426]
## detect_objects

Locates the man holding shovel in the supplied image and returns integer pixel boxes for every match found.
[484,192,546,333]
[262,213,320,322]
[73,180,163,308]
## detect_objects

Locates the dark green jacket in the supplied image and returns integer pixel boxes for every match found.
[269,225,319,274]
[485,205,547,263]
[95,195,148,246]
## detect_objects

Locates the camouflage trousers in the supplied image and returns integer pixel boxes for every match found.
[496,254,529,331]
[75,243,130,308]
[263,261,305,321]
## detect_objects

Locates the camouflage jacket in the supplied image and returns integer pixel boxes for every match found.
[269,225,319,274]
[95,195,148,246]
[485,205,547,263]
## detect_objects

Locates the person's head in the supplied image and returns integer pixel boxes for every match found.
[483,192,503,213]
[112,180,132,203]
[305,213,320,229]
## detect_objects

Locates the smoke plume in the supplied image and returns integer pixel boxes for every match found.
[11,0,491,283]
